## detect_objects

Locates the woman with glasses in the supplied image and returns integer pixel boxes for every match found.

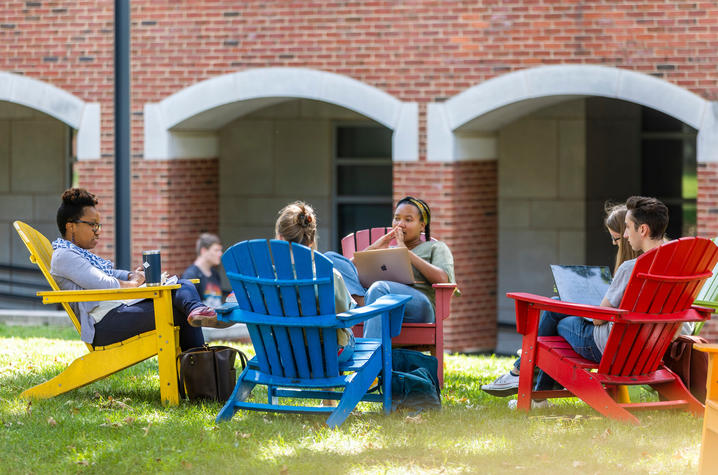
[50,188,228,351]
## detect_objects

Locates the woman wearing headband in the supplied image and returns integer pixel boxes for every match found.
[358,196,455,338]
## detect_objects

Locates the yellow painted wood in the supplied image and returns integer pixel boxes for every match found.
[13,220,182,406]
[694,343,718,475]
[38,285,180,303]
[615,385,630,403]
[153,288,181,406]
[21,331,158,399]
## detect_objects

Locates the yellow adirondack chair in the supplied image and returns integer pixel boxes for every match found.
[13,221,182,406]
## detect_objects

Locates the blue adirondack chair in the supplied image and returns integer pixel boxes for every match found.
[215,239,411,428]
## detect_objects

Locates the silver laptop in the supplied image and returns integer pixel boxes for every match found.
[353,247,415,288]
[550,265,612,306]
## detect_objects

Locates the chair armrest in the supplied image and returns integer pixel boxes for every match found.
[507,292,626,322]
[336,294,412,328]
[433,283,457,320]
[508,293,711,333]
[37,284,181,304]
[218,294,412,330]
[215,301,239,315]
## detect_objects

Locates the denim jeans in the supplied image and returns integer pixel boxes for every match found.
[534,315,602,390]
[363,280,434,338]
[93,279,205,351]
[324,251,365,297]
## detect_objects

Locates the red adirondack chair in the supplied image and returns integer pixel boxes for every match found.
[507,237,718,424]
[341,227,457,387]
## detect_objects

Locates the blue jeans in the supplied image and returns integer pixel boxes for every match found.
[93,279,205,351]
[324,251,365,297]
[363,280,434,338]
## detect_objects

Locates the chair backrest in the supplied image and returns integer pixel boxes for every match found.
[341,227,432,258]
[222,239,341,379]
[599,237,718,376]
[695,237,718,305]
[13,221,84,337]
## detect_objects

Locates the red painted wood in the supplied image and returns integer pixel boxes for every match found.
[508,237,718,423]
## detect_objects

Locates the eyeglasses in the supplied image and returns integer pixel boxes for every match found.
[74,220,102,232]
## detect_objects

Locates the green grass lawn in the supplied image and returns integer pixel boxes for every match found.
[0,324,704,474]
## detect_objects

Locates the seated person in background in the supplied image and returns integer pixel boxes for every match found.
[327,196,455,339]
[275,201,356,362]
[182,233,224,308]
[50,188,227,353]
[484,196,669,409]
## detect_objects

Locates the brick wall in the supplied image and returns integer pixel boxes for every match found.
[4,0,718,351]
[131,158,219,276]
[394,160,498,352]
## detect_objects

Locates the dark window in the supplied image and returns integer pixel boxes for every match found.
[334,125,392,247]
[641,108,697,238]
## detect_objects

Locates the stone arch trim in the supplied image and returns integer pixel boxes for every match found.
[0,71,100,160]
[427,65,718,162]
[144,67,418,161]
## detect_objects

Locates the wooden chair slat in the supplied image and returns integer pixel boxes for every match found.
[340,233,356,259]
[354,229,372,254]
[292,243,319,316]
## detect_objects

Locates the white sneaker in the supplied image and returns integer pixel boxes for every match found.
[481,372,520,397]
[508,398,551,410]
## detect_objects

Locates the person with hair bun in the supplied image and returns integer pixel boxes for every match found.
[50,188,227,351]
[354,196,455,338]
[274,201,356,362]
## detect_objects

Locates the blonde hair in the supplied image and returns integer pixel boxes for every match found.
[275,201,317,248]
[604,202,641,274]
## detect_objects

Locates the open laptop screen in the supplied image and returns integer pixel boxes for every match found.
[550,265,612,306]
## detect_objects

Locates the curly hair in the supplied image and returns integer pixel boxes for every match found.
[56,188,98,236]
[275,201,317,247]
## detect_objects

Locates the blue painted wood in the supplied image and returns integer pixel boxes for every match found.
[216,239,411,428]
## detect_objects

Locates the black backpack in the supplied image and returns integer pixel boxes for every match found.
[390,349,441,412]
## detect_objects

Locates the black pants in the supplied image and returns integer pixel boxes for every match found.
[93,279,205,350]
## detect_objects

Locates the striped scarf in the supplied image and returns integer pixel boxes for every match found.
[52,238,115,276]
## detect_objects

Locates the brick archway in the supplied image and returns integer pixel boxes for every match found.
[0,71,100,160]
[427,65,715,164]
[143,67,418,161]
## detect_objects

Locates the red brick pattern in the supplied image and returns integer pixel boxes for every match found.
[131,158,219,276]
[4,1,718,351]
[394,160,498,352]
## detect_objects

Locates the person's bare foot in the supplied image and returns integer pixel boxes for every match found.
[187,306,233,328]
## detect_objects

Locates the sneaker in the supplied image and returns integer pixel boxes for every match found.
[508,398,551,410]
[187,306,234,329]
[481,372,520,397]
